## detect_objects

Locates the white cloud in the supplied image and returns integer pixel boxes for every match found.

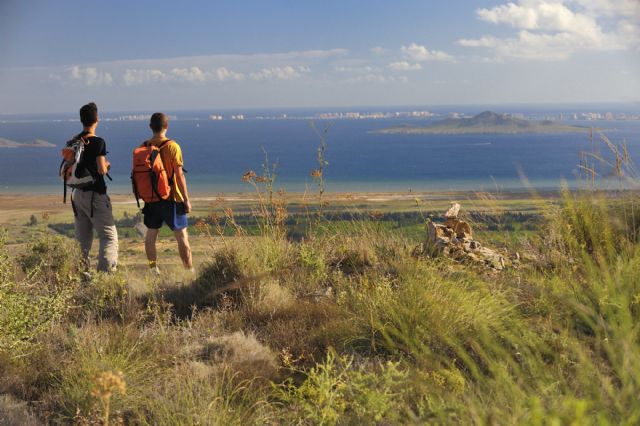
[43,48,345,87]
[477,1,600,34]
[401,43,454,62]
[170,66,245,83]
[170,66,207,83]
[617,20,640,49]
[459,31,605,61]
[122,66,245,86]
[334,65,376,73]
[571,0,640,17]
[214,67,245,81]
[67,66,113,86]
[123,69,167,86]
[459,0,633,61]
[249,65,309,81]
[370,46,386,55]
[388,61,422,71]
[347,73,408,84]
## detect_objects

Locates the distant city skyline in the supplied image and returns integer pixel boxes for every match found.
[0,0,639,114]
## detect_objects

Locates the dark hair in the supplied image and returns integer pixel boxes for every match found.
[150,112,169,133]
[79,102,98,127]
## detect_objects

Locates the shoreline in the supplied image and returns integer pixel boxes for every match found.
[1,187,634,209]
[1,188,636,227]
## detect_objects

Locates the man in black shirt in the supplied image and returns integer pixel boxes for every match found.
[71,103,118,272]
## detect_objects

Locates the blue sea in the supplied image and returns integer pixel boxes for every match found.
[1,107,639,194]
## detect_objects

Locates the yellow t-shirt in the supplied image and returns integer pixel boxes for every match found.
[147,137,185,203]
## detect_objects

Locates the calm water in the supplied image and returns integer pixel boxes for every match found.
[1,117,639,194]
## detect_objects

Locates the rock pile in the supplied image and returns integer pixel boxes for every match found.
[423,203,510,271]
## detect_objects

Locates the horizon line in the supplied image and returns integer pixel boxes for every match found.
[2,100,640,116]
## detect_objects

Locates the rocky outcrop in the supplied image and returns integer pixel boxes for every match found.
[420,203,513,271]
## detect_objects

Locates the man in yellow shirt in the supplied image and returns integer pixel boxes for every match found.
[142,112,193,273]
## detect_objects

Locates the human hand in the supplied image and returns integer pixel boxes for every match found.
[184,199,192,214]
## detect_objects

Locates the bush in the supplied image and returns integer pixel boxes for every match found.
[0,282,73,352]
[1,234,81,353]
[18,234,82,287]
[74,272,129,321]
[277,351,409,425]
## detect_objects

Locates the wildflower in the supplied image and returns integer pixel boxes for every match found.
[242,170,257,182]
[91,370,126,426]
[91,370,126,400]
[275,205,288,223]
[255,175,269,183]
[194,219,210,235]
[310,169,322,178]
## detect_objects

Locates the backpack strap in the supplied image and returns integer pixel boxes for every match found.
[143,139,172,149]
[158,139,173,150]
[79,132,95,145]
[60,159,68,203]
[158,140,178,182]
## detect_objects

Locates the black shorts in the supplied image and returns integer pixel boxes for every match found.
[143,200,188,231]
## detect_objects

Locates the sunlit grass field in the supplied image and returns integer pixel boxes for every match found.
[2,183,640,425]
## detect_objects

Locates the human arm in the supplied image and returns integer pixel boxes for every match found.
[95,139,110,175]
[174,165,191,213]
[97,155,111,175]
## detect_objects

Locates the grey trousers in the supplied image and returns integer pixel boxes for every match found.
[72,190,119,272]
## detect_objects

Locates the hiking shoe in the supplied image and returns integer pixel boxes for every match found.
[81,271,92,283]
[149,265,161,276]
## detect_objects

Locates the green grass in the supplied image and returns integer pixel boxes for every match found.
[1,188,640,425]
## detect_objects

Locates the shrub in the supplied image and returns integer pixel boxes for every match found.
[74,272,129,321]
[1,234,81,353]
[277,351,409,425]
[18,234,82,287]
[0,282,73,352]
[0,230,15,284]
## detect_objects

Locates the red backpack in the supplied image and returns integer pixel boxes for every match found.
[131,139,173,207]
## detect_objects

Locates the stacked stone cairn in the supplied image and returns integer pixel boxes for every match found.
[425,203,510,271]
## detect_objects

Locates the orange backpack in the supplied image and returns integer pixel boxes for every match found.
[131,139,173,207]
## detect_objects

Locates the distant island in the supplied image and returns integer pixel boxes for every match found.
[376,111,587,135]
[0,138,55,148]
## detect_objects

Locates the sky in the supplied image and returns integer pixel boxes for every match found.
[0,0,639,114]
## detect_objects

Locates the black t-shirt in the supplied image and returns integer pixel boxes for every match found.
[78,131,108,194]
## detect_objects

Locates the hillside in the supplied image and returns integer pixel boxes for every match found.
[377,111,586,134]
[2,185,640,424]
